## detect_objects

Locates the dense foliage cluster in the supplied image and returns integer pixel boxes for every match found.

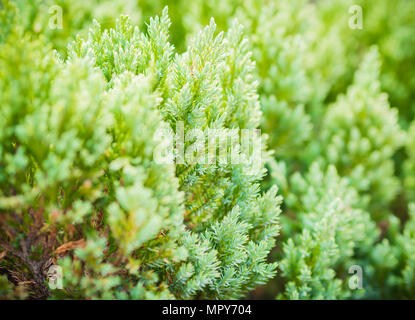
[1,0,414,300]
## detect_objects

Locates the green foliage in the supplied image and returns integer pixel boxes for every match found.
[0,3,280,299]
[276,163,377,299]
[404,123,415,203]
[2,0,415,300]
[12,0,142,55]
[0,8,185,296]
[362,203,415,299]
[67,10,281,299]
[316,0,415,124]
[313,48,405,218]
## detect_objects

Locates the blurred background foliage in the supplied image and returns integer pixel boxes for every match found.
[13,0,415,124]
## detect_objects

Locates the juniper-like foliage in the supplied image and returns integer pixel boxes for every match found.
[273,163,377,299]
[0,3,281,299]
[2,0,415,300]
[312,48,405,219]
